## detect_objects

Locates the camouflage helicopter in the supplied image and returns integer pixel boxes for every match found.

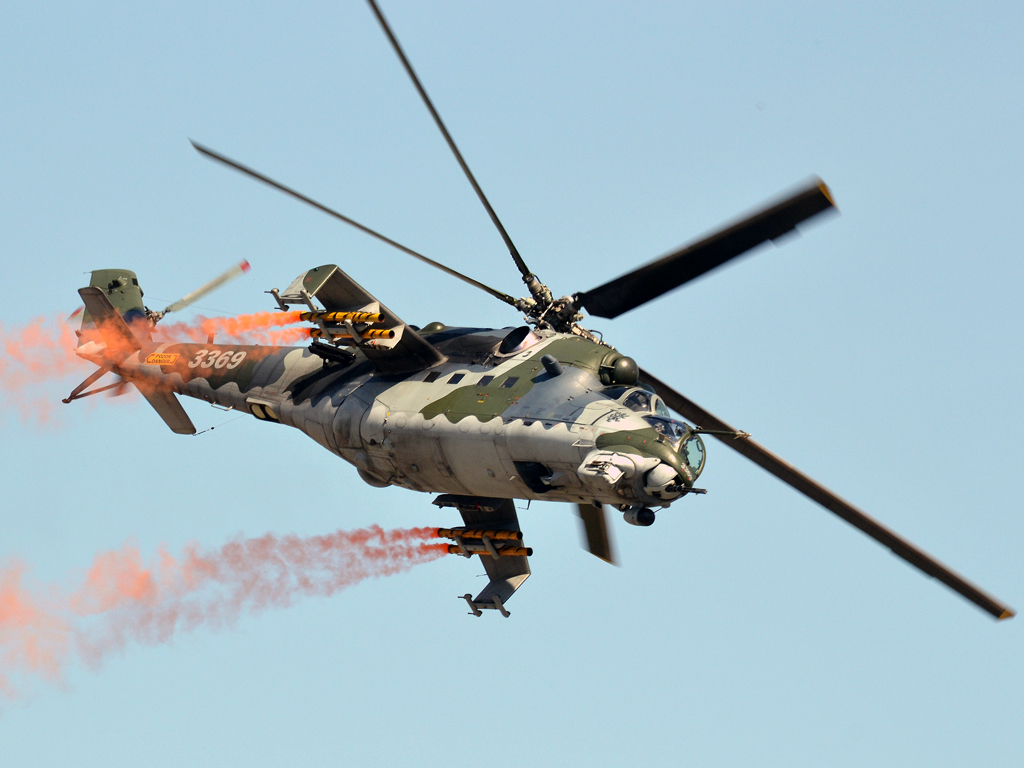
[65,0,1013,621]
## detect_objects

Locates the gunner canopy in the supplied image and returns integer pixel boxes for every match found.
[604,386,705,478]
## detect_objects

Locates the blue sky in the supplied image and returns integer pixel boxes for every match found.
[1,1,1021,765]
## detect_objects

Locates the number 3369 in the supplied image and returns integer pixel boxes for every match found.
[188,349,247,370]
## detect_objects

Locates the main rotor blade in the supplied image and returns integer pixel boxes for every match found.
[163,259,251,315]
[577,503,617,565]
[638,366,1015,621]
[365,0,533,282]
[577,179,837,319]
[190,141,517,307]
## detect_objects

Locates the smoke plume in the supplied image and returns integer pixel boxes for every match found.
[0,317,89,423]
[154,310,303,345]
[0,310,316,422]
[0,526,448,700]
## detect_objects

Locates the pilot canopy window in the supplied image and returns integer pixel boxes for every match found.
[622,390,652,413]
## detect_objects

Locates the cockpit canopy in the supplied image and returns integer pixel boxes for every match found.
[604,386,705,478]
[603,385,670,417]
[602,385,672,418]
[643,416,705,478]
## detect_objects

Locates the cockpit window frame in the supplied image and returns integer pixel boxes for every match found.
[680,430,706,478]
[601,385,631,401]
[652,396,671,418]
[622,389,653,413]
[643,415,706,479]
[603,386,667,415]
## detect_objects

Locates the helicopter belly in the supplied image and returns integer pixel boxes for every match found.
[395,415,595,502]
[378,411,499,496]
[424,419,514,497]
[355,396,399,483]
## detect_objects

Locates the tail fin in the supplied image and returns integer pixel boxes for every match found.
[74,278,196,435]
[79,269,150,332]
[78,286,142,363]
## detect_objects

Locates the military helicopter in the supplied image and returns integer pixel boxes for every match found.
[65,0,1013,621]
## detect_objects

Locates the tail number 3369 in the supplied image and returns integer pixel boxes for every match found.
[188,349,247,370]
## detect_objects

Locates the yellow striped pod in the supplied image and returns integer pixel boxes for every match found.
[445,544,533,557]
[299,310,385,324]
[437,528,523,541]
[309,328,395,340]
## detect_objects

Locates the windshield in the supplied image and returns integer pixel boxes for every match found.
[644,416,706,479]
[622,390,652,413]
[605,387,672,417]
[644,416,686,444]
[680,432,705,478]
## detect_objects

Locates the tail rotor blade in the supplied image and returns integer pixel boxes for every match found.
[162,260,251,316]
[577,503,617,565]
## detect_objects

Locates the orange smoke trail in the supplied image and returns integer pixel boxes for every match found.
[0,562,72,697]
[265,327,313,345]
[154,311,302,345]
[0,317,89,424]
[0,308,309,423]
[0,526,447,699]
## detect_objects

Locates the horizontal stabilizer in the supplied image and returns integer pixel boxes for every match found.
[134,380,196,435]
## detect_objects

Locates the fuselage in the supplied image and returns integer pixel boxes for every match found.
[93,325,705,510]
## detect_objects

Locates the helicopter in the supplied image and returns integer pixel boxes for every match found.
[65,0,1013,621]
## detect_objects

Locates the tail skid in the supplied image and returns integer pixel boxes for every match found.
[61,367,118,403]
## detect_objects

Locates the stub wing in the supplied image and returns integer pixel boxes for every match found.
[434,495,531,617]
[275,264,445,375]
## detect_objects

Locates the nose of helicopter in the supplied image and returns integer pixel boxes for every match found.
[642,460,689,502]
[576,435,699,506]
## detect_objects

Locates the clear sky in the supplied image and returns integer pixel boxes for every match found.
[1,1,1022,765]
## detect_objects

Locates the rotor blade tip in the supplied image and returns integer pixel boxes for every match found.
[817,180,838,210]
[239,259,251,273]
[998,608,1016,621]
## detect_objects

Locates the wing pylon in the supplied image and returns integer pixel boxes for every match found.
[271,264,446,375]
[434,495,531,617]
